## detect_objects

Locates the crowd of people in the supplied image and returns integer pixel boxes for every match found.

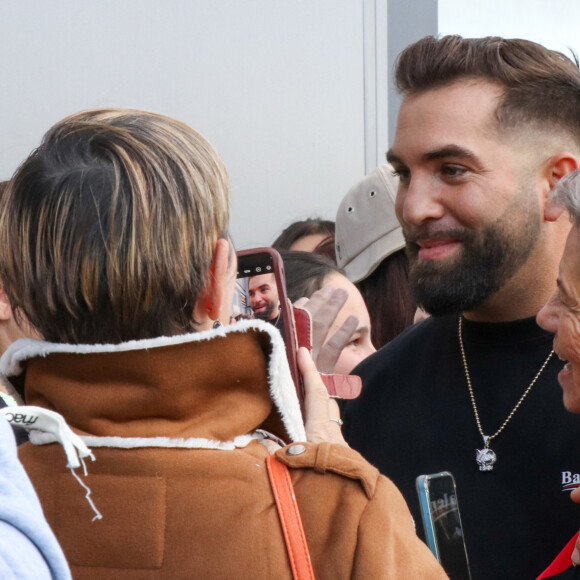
[2,33,580,579]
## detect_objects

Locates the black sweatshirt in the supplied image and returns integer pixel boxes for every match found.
[344,314,580,580]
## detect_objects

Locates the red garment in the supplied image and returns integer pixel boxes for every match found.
[537,531,580,579]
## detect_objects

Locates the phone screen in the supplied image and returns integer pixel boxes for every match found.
[235,252,283,329]
[416,472,472,580]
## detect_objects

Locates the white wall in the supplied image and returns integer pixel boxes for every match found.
[387,0,437,144]
[439,0,580,56]
[0,1,437,248]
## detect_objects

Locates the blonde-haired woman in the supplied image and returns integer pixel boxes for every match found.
[0,109,445,579]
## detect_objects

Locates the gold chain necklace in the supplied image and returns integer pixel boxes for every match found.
[458,316,554,471]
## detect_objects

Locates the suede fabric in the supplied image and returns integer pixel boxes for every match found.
[6,325,446,579]
[24,332,276,441]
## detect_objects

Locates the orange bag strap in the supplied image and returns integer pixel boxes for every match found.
[266,454,315,580]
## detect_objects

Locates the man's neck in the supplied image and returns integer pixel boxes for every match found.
[463,290,550,323]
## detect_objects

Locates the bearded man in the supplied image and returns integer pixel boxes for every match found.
[343,35,580,580]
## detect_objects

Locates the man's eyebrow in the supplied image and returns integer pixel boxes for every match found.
[386,145,479,165]
[422,145,478,163]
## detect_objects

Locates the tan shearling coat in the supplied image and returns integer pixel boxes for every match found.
[1,320,447,579]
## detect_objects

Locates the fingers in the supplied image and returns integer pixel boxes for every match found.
[298,346,327,404]
[298,347,348,446]
[299,286,348,362]
[294,286,359,374]
[316,314,358,374]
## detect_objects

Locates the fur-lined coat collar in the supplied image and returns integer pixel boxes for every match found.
[0,320,306,444]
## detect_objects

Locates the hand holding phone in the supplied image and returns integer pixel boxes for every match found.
[297,347,348,446]
[235,248,362,417]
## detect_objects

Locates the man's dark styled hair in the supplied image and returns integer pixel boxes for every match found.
[396,35,580,144]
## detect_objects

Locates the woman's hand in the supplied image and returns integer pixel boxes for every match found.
[293,286,360,445]
[294,286,358,374]
[299,347,348,446]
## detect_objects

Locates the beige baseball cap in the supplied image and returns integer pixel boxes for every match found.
[335,164,406,283]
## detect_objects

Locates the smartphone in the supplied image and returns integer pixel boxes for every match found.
[416,472,472,580]
[235,248,303,410]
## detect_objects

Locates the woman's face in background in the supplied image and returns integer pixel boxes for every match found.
[322,272,375,375]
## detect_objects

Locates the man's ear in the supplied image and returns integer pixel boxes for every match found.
[0,285,13,322]
[193,238,231,325]
[542,152,579,222]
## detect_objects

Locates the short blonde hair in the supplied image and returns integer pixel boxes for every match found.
[0,108,230,343]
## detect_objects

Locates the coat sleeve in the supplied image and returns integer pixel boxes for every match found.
[351,474,449,579]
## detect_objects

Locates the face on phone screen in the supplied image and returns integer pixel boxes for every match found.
[234,254,284,333]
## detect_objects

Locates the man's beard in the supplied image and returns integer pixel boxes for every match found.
[253,301,278,321]
[406,187,542,316]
